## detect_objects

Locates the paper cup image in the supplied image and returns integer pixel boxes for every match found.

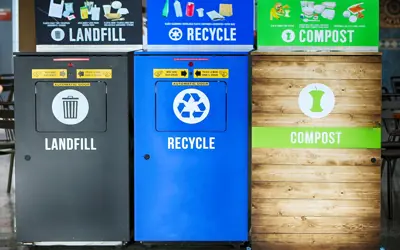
[349,15,357,23]
[314,5,325,14]
[302,7,314,17]
[103,5,111,15]
[196,8,204,17]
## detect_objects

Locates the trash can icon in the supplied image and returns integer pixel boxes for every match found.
[62,96,79,119]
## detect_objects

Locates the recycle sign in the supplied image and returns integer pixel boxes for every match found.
[173,88,210,125]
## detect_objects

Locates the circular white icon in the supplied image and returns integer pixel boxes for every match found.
[51,28,65,42]
[173,88,210,124]
[169,27,183,41]
[298,83,335,119]
[52,89,89,125]
[282,29,295,43]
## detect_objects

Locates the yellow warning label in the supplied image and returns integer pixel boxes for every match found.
[172,82,209,86]
[53,83,91,87]
[193,69,229,78]
[76,69,112,79]
[153,69,189,78]
[32,69,67,79]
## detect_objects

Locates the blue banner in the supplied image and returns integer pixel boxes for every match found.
[147,0,254,50]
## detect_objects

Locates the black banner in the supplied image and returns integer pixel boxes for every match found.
[35,0,142,46]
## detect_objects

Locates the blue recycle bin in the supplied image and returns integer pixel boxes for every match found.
[133,51,250,242]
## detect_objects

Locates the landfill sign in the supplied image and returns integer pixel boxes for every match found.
[257,0,379,49]
[52,89,89,125]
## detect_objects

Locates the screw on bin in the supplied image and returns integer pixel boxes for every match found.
[24,155,31,161]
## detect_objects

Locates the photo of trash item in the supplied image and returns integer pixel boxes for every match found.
[196,8,204,17]
[270,2,290,20]
[48,0,64,18]
[84,1,94,14]
[103,5,111,15]
[111,1,122,9]
[300,1,336,22]
[219,4,233,17]
[206,10,224,21]
[91,5,101,21]
[80,6,89,19]
[117,8,129,15]
[64,2,74,13]
[343,3,365,23]
[186,2,195,17]
[162,0,169,17]
[174,0,183,17]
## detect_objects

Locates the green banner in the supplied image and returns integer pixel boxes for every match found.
[252,127,381,149]
[257,0,379,50]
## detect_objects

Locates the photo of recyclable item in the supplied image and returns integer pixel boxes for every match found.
[104,1,130,21]
[174,0,183,17]
[270,2,290,20]
[343,3,365,23]
[219,4,233,17]
[186,2,195,17]
[299,1,336,22]
[162,0,169,17]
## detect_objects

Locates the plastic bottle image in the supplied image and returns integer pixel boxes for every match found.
[162,0,169,17]
[186,2,195,17]
[174,0,183,17]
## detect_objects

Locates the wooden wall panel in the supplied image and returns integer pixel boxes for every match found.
[251,52,381,250]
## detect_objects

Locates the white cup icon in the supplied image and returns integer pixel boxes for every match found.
[196,8,204,17]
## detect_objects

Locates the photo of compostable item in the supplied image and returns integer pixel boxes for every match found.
[343,3,365,23]
[270,2,290,20]
[162,0,234,21]
[299,1,336,22]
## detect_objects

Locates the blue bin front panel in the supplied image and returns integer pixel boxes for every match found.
[134,53,249,242]
[156,81,227,132]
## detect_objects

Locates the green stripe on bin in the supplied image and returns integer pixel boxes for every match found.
[252,127,381,149]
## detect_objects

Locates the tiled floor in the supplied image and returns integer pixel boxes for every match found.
[1,150,400,249]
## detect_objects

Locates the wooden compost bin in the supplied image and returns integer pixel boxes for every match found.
[251,52,382,250]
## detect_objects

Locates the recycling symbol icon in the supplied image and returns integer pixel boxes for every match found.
[173,88,210,124]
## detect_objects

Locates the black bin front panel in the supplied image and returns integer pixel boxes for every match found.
[14,53,131,242]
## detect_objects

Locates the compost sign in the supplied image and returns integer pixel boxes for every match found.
[147,0,254,49]
[257,0,379,50]
[34,0,142,48]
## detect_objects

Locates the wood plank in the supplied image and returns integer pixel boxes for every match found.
[252,148,380,166]
[252,165,380,183]
[252,61,381,80]
[252,182,380,200]
[252,96,381,115]
[251,199,380,217]
[252,79,381,97]
[252,55,382,63]
[251,216,380,234]
[252,113,380,127]
[251,233,379,250]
